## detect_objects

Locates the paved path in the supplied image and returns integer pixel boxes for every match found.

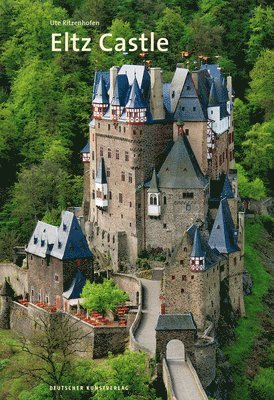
[134,271,207,400]
[135,275,161,354]
[167,359,206,400]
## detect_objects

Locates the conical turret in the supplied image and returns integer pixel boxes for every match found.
[190,227,205,271]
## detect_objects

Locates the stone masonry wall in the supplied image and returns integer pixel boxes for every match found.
[9,302,127,358]
[164,234,222,331]
[88,119,173,265]
[112,273,140,305]
[0,263,28,296]
[145,187,209,251]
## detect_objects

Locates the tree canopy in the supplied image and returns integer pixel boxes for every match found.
[81,278,129,315]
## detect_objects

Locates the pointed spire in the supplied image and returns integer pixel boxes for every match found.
[126,77,146,109]
[158,135,208,189]
[208,80,219,107]
[221,175,234,199]
[148,168,159,193]
[209,198,238,254]
[191,228,205,258]
[93,76,109,104]
[95,158,107,184]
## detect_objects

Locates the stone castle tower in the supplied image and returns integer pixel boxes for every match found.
[82,63,236,272]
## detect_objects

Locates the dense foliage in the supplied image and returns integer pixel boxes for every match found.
[81,278,129,315]
[0,329,156,400]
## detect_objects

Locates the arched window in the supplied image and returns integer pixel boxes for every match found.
[150,196,154,205]
[153,197,157,205]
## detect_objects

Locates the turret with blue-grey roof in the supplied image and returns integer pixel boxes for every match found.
[208,198,239,254]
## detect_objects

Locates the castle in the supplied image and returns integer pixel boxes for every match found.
[81,63,245,331]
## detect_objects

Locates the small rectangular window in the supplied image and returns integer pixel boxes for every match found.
[172,275,175,280]
[129,173,132,183]
[108,148,111,158]
[119,193,123,203]
[121,172,125,181]
[182,275,186,281]
[125,151,129,161]
[108,124,110,131]
[100,146,103,157]
[107,168,110,177]
[54,274,59,282]
[163,223,167,229]
[116,150,119,160]
[193,107,196,111]
[185,128,189,136]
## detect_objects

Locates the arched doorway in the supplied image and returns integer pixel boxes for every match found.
[166,339,185,361]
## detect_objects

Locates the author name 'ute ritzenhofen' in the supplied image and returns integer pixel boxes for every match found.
[51,32,169,52]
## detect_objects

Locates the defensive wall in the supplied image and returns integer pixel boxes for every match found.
[10,301,127,358]
[0,263,28,297]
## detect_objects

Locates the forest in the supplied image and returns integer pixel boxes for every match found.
[0,0,273,253]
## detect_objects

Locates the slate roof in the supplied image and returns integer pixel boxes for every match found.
[157,135,208,189]
[93,76,109,104]
[187,224,222,269]
[201,64,222,79]
[80,143,90,154]
[63,270,86,300]
[208,81,219,107]
[92,71,110,101]
[221,175,234,199]
[126,77,146,109]
[0,280,14,297]
[155,313,197,331]
[190,228,205,258]
[26,211,93,260]
[95,157,107,184]
[111,74,129,106]
[148,168,159,193]
[208,198,239,254]
[174,72,207,122]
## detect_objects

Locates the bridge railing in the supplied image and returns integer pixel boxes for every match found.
[163,357,177,400]
[186,357,208,400]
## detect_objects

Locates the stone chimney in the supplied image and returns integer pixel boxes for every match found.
[109,66,119,104]
[226,75,233,102]
[150,68,165,120]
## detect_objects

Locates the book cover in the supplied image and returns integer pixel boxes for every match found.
[0,1,273,400]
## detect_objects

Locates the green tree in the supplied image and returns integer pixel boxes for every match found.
[89,19,136,71]
[242,120,274,191]
[247,49,274,121]
[250,368,274,400]
[81,278,129,316]
[233,98,250,159]
[237,164,266,200]
[92,350,156,400]
[247,6,274,65]
[155,7,186,69]
[6,160,83,241]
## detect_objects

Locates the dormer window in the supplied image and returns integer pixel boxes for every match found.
[63,223,67,231]
[41,240,45,247]
[34,237,38,244]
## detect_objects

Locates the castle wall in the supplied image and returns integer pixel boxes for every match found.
[0,263,28,296]
[28,254,64,305]
[9,301,127,358]
[228,252,245,316]
[164,237,222,331]
[112,273,140,305]
[194,337,216,388]
[145,187,209,251]
[88,119,173,266]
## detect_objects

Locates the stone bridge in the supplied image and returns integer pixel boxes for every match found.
[129,271,210,400]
